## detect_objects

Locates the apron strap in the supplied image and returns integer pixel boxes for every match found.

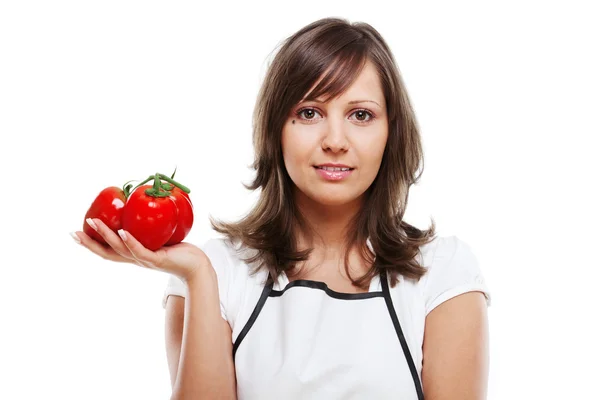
[380,270,425,400]
[232,278,273,359]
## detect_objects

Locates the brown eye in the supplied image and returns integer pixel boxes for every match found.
[352,109,374,122]
[296,108,322,121]
[301,109,316,119]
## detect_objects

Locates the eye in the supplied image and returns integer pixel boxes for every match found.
[296,108,322,121]
[294,107,376,124]
[350,109,374,123]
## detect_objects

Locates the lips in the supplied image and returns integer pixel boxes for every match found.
[314,163,354,171]
[314,166,353,172]
[313,164,354,181]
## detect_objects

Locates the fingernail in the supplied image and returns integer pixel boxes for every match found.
[118,229,127,241]
[70,232,81,244]
[86,218,98,231]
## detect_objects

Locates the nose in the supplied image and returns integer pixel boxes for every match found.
[321,119,349,153]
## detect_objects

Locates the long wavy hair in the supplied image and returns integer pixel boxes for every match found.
[210,17,437,289]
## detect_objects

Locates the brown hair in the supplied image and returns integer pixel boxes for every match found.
[210,17,437,289]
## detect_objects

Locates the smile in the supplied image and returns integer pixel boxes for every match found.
[315,166,352,172]
[313,166,354,181]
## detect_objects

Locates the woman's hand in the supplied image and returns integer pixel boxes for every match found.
[72,218,236,397]
[71,217,209,283]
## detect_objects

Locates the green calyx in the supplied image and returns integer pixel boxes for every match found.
[160,166,177,191]
[124,168,191,199]
[156,173,190,193]
[145,174,172,198]
[122,180,136,198]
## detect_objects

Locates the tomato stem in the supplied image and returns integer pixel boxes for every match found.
[161,182,175,191]
[144,173,171,198]
[127,175,154,199]
[122,180,137,198]
[158,173,190,193]
[124,171,190,199]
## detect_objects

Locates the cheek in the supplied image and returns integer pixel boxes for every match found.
[283,126,314,156]
[282,130,309,176]
[358,133,388,168]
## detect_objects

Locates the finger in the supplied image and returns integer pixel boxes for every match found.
[73,230,132,263]
[118,229,165,269]
[86,218,136,261]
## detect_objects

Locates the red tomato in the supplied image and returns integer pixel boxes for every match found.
[83,187,126,245]
[164,186,194,246]
[121,185,179,251]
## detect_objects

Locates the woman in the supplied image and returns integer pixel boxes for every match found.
[73,17,491,399]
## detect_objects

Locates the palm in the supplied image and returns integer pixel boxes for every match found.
[152,242,208,279]
[73,218,209,283]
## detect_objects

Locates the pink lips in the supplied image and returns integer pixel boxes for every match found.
[314,165,354,181]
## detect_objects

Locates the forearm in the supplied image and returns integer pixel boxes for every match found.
[171,267,236,400]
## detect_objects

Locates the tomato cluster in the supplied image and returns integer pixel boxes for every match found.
[83,171,194,251]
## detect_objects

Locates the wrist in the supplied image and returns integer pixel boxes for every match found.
[183,261,217,288]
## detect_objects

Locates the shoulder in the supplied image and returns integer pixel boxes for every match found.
[203,237,270,335]
[200,237,249,275]
[207,236,268,281]
[416,235,491,315]
[197,236,264,278]
[162,237,266,321]
[200,235,268,291]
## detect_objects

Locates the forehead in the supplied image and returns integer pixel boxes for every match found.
[303,60,384,104]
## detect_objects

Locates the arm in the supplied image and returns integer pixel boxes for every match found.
[421,291,489,400]
[75,217,236,397]
[164,267,237,399]
[164,295,184,386]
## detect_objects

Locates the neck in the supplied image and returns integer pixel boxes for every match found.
[293,187,363,255]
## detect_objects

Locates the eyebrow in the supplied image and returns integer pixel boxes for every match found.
[301,99,382,108]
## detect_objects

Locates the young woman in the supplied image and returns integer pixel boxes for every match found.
[73,17,491,400]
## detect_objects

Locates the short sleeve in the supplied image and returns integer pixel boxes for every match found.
[161,238,233,321]
[421,236,491,315]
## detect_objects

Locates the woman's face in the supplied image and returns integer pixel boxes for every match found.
[281,60,388,208]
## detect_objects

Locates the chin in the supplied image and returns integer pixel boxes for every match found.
[307,190,363,207]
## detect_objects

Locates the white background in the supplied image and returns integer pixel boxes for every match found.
[1,1,598,399]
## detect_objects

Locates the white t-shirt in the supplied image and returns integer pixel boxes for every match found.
[162,235,491,399]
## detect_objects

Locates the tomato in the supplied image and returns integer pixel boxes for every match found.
[164,186,194,246]
[83,187,126,246]
[121,184,179,251]
[83,172,193,251]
